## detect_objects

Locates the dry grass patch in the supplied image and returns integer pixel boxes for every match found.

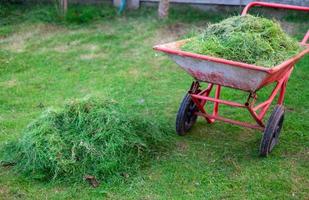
[0,78,18,88]
[79,53,106,60]
[0,186,10,199]
[154,23,190,44]
[0,24,66,53]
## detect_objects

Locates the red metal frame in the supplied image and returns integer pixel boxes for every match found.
[190,66,293,131]
[189,2,309,131]
[302,31,309,46]
[154,2,309,131]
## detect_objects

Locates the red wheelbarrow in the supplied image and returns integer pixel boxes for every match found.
[154,2,309,156]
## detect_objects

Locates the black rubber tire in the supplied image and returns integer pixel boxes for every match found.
[260,105,285,157]
[176,93,198,136]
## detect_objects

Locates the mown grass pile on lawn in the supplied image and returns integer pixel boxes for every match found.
[0,97,171,182]
[181,15,302,67]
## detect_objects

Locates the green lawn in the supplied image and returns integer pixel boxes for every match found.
[0,4,308,199]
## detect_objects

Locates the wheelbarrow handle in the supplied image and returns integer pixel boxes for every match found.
[241,1,309,46]
[241,2,309,16]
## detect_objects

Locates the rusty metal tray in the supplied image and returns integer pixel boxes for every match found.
[154,39,308,92]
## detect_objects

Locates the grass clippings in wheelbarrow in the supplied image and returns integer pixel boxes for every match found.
[0,97,172,182]
[181,15,302,68]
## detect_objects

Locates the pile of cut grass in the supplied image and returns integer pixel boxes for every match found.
[181,15,302,67]
[0,97,172,182]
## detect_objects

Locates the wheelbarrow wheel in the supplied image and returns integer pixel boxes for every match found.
[260,105,285,157]
[176,93,198,136]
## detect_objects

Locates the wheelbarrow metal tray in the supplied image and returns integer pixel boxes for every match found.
[154,39,309,92]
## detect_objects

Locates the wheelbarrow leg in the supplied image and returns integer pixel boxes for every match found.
[190,84,214,124]
[277,76,289,105]
[213,85,221,118]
